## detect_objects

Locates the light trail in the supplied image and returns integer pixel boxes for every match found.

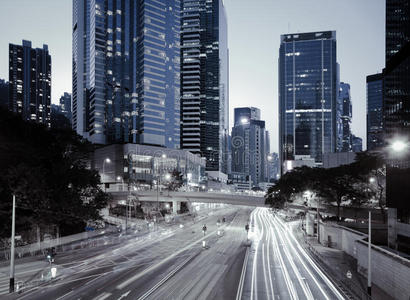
[261,209,298,300]
[267,211,312,299]
[272,214,345,300]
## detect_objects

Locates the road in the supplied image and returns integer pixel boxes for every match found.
[5,206,251,300]
[241,207,345,300]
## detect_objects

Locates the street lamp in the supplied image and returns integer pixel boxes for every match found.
[391,140,407,152]
[102,158,111,192]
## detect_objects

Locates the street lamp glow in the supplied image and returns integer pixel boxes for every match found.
[105,158,111,163]
[267,155,272,161]
[241,118,248,124]
[117,176,122,181]
[391,140,407,152]
[165,173,171,180]
[161,154,167,159]
[369,177,376,183]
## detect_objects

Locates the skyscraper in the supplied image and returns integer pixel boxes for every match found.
[231,107,267,187]
[279,31,337,173]
[59,92,72,123]
[384,0,410,251]
[366,73,384,151]
[9,40,51,127]
[180,0,229,175]
[336,82,352,152]
[72,0,180,147]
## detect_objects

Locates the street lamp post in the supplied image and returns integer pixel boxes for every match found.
[102,158,111,192]
[9,194,16,293]
[368,211,372,296]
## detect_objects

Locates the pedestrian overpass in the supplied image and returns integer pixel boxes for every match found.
[110,190,266,212]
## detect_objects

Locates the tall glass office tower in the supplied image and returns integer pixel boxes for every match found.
[180,0,229,174]
[279,31,337,173]
[73,0,180,147]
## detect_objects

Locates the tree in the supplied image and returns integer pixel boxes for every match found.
[265,153,383,220]
[166,170,184,191]
[0,108,110,238]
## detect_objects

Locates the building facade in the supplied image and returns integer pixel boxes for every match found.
[72,0,180,147]
[366,73,384,151]
[59,92,72,123]
[180,0,229,175]
[350,135,362,153]
[93,143,205,190]
[231,107,267,187]
[336,82,352,152]
[9,40,51,126]
[267,152,279,182]
[279,31,337,174]
[384,0,410,253]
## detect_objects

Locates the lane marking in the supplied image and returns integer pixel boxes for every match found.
[116,228,219,290]
[235,246,250,300]
[92,292,111,300]
[137,253,196,300]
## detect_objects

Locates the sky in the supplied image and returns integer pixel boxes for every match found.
[0,0,385,152]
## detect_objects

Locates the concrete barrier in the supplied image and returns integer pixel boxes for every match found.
[356,240,410,300]
[319,221,410,299]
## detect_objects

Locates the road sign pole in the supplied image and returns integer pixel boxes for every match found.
[368,211,372,296]
[9,195,16,293]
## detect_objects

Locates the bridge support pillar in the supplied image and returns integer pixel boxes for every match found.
[306,212,315,236]
[172,200,180,214]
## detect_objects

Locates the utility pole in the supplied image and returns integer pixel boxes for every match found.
[317,198,320,243]
[9,195,16,293]
[368,211,372,296]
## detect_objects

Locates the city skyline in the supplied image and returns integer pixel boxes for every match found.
[0,0,385,153]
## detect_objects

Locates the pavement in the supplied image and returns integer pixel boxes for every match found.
[1,206,251,300]
[290,218,394,300]
[242,207,345,300]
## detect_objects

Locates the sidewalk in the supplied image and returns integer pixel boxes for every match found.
[290,221,393,300]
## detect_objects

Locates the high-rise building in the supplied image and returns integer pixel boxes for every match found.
[72,0,180,147]
[59,92,72,123]
[9,40,51,126]
[384,0,410,252]
[0,79,8,108]
[231,107,267,187]
[366,73,384,151]
[279,31,337,174]
[336,82,352,152]
[180,0,229,175]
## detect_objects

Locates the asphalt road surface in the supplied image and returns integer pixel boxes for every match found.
[6,206,251,300]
